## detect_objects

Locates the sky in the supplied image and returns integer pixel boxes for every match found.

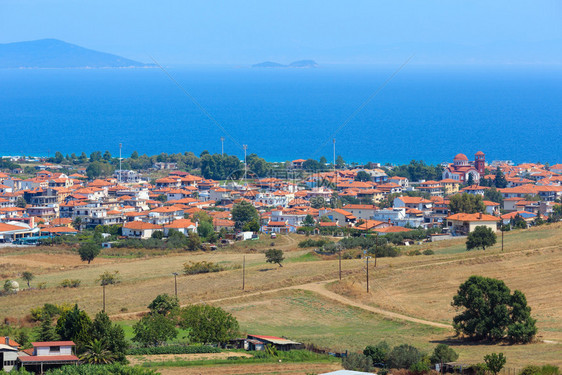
[1,0,562,65]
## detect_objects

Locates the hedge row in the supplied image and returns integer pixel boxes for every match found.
[128,345,220,355]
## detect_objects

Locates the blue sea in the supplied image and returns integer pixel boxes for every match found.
[0,65,561,165]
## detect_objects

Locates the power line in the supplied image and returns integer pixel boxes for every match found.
[149,56,243,151]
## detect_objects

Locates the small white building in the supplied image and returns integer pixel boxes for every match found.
[0,339,18,372]
[122,221,163,239]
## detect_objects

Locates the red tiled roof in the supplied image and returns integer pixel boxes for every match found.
[18,355,79,363]
[32,341,75,347]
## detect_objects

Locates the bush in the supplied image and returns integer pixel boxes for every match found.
[44,364,158,374]
[422,249,434,255]
[128,345,220,355]
[59,279,81,288]
[342,352,374,372]
[387,344,422,369]
[298,238,332,248]
[363,341,390,365]
[519,365,559,375]
[183,261,225,275]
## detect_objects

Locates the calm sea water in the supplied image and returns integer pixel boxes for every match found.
[0,65,561,165]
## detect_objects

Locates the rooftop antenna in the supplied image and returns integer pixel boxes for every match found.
[119,143,122,183]
[221,137,225,156]
[243,144,248,181]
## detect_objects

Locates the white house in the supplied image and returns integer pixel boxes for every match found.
[164,219,197,236]
[18,341,79,373]
[122,221,163,239]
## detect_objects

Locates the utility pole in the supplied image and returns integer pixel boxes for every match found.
[366,255,371,292]
[102,284,106,312]
[242,255,246,290]
[338,247,342,280]
[221,137,225,156]
[501,226,504,252]
[332,138,336,172]
[375,233,378,267]
[119,143,122,184]
[172,272,178,299]
[243,144,248,181]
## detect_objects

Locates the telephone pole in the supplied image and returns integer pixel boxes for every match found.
[242,255,246,290]
[332,138,336,172]
[220,137,225,156]
[366,256,371,292]
[501,226,504,252]
[338,247,342,280]
[172,272,178,299]
[102,284,106,312]
[243,144,248,181]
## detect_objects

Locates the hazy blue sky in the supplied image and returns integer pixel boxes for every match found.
[1,0,561,64]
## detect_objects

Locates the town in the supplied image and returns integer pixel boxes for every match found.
[0,151,560,244]
[0,150,561,374]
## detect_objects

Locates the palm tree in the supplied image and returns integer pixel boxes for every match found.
[79,339,116,364]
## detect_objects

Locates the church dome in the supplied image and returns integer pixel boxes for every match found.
[475,151,485,156]
[453,153,468,161]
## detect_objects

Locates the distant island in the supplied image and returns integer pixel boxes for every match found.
[252,60,318,68]
[0,39,154,69]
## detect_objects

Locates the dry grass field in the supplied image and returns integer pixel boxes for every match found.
[0,223,560,370]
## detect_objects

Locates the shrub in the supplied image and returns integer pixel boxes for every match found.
[342,352,374,372]
[128,345,220,355]
[298,238,332,248]
[387,344,422,369]
[59,279,81,288]
[44,363,158,374]
[183,261,225,275]
[423,249,434,255]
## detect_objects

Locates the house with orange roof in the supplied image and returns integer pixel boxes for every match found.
[388,176,409,187]
[446,212,499,235]
[482,200,500,215]
[373,225,412,234]
[417,180,443,197]
[164,218,197,236]
[122,221,163,239]
[0,221,37,242]
[319,208,357,226]
[393,196,433,212]
[355,219,389,231]
[213,218,235,231]
[342,204,379,221]
[291,159,306,169]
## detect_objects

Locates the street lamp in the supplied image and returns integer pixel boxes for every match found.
[172,272,178,299]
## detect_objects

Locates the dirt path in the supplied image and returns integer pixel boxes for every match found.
[112,244,559,327]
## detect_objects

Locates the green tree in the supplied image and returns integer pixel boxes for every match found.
[484,353,507,375]
[452,276,536,342]
[90,311,128,362]
[355,171,371,182]
[494,168,508,188]
[79,242,101,264]
[387,344,422,369]
[336,155,345,169]
[102,150,112,161]
[265,249,284,267]
[342,352,374,372]
[78,152,88,163]
[179,304,239,344]
[242,219,260,232]
[197,221,214,240]
[79,339,116,364]
[466,173,475,186]
[319,156,327,165]
[303,214,315,226]
[449,193,486,214]
[430,344,459,369]
[37,313,60,341]
[507,290,537,343]
[363,341,390,365]
[466,226,497,250]
[16,196,27,208]
[186,231,201,251]
[148,294,179,316]
[22,271,34,288]
[231,200,259,229]
[54,151,64,164]
[132,313,178,347]
[56,305,92,351]
[151,230,164,240]
[131,151,139,159]
[484,187,503,204]
[302,159,324,171]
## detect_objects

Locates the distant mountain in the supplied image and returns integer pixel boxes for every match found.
[0,39,153,69]
[252,60,318,68]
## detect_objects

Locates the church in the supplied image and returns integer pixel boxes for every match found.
[442,152,485,183]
